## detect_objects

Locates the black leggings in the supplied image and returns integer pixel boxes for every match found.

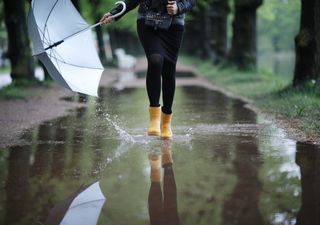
[146,54,176,114]
[137,20,183,114]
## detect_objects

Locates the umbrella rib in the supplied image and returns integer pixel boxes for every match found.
[49,49,63,74]
[48,48,64,62]
[42,0,60,45]
[36,25,52,47]
[68,198,106,210]
[44,19,55,49]
[30,2,53,47]
[48,55,103,70]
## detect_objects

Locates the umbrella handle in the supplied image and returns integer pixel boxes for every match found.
[111,1,127,19]
[89,1,126,28]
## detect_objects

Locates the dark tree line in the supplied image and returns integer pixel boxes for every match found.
[184,0,263,69]
[184,0,319,86]
[183,0,229,64]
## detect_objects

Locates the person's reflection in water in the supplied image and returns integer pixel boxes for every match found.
[148,140,181,225]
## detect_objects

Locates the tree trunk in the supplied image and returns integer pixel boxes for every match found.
[71,0,81,11]
[95,18,108,66]
[108,28,141,55]
[183,9,207,58]
[3,0,35,81]
[90,0,108,67]
[315,0,320,85]
[293,0,317,86]
[228,0,263,69]
[208,0,229,64]
[203,10,213,58]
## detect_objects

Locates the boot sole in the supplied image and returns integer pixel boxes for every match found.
[160,135,172,139]
[148,131,160,136]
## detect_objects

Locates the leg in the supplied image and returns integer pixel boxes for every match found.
[161,59,176,114]
[160,59,176,139]
[146,54,164,136]
[146,53,164,107]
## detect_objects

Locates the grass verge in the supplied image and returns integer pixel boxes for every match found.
[181,56,320,139]
[0,79,53,99]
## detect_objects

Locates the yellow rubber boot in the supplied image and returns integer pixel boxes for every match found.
[161,140,173,167]
[148,107,161,136]
[161,112,173,139]
[149,154,162,182]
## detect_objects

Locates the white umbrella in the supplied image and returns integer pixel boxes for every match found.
[60,182,106,225]
[28,0,126,97]
[45,181,106,225]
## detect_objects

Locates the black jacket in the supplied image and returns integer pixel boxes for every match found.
[110,0,197,23]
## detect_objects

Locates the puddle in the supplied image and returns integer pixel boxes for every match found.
[0,79,319,225]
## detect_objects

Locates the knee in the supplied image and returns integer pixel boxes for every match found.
[162,60,176,79]
[147,54,164,70]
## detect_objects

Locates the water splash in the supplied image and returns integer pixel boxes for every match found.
[103,112,135,143]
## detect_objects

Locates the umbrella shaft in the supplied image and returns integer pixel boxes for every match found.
[63,22,102,42]
[44,23,100,51]
[45,40,64,50]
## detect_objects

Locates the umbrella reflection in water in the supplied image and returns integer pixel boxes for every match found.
[45,182,106,225]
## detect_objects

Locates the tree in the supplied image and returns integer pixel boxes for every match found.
[207,0,230,64]
[183,5,207,58]
[0,2,8,68]
[315,0,320,85]
[88,0,110,66]
[228,0,263,69]
[293,0,320,86]
[3,0,35,81]
[183,0,230,62]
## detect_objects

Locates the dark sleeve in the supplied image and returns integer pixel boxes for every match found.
[176,0,197,15]
[110,0,141,20]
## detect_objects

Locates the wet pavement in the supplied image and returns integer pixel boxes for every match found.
[0,72,320,225]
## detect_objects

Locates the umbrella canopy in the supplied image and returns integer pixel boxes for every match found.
[45,182,106,225]
[27,0,125,97]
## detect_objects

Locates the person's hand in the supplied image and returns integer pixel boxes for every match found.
[100,12,114,25]
[167,1,178,16]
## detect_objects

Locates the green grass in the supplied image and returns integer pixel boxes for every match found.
[181,56,320,137]
[0,79,52,99]
[260,86,320,136]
